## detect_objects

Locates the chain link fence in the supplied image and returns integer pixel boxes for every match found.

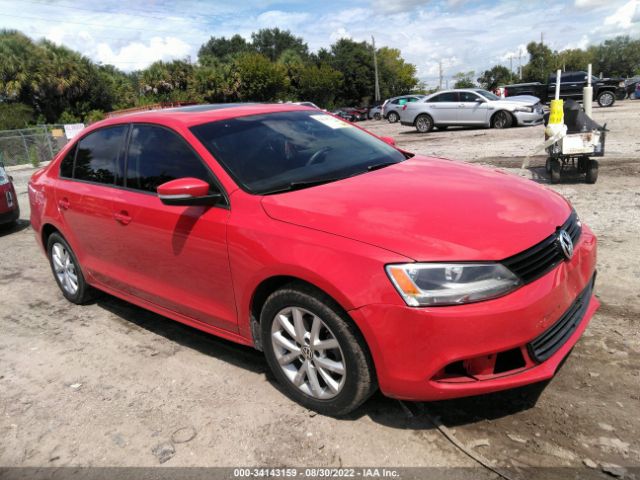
[0,125,69,167]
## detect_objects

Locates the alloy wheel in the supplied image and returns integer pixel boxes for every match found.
[599,92,614,107]
[270,306,346,400]
[51,242,79,295]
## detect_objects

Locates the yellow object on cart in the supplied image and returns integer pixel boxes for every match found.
[549,99,564,124]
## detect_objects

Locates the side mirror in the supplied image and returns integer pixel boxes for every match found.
[381,136,396,146]
[475,97,486,103]
[157,177,222,206]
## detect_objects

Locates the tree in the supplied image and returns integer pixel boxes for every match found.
[589,35,640,77]
[376,47,418,98]
[522,41,555,82]
[0,103,33,129]
[298,63,343,108]
[198,34,252,64]
[477,65,514,90]
[453,71,475,88]
[556,48,593,73]
[251,28,308,62]
[227,52,288,101]
[326,38,374,105]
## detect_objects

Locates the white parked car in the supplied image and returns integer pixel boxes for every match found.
[399,89,544,133]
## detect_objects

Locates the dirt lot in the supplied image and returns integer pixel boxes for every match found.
[1,101,639,478]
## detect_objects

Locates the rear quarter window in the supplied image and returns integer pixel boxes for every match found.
[73,126,128,185]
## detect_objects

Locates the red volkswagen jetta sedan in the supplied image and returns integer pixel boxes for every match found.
[28,104,598,415]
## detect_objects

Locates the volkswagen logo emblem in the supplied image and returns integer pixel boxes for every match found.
[301,345,313,360]
[557,229,574,260]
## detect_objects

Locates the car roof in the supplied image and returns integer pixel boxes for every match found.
[91,103,314,130]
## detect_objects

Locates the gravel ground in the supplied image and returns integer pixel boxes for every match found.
[1,100,638,478]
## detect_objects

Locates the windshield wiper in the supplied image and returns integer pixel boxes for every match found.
[261,177,340,195]
[366,161,398,172]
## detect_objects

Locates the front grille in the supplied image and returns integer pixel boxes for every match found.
[501,211,581,284]
[527,276,594,363]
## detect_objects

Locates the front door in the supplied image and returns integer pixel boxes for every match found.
[457,91,490,125]
[109,124,237,332]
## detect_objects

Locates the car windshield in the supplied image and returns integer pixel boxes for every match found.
[475,89,500,100]
[190,110,408,194]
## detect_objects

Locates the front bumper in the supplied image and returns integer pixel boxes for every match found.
[513,110,544,126]
[350,226,598,401]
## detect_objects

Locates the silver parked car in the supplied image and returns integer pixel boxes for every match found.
[382,94,425,123]
[399,89,544,133]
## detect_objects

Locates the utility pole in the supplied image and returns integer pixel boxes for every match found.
[540,32,544,45]
[439,60,443,90]
[372,36,380,102]
[518,50,522,80]
[509,56,513,74]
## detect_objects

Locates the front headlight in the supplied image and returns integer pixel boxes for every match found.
[0,165,9,186]
[386,263,521,307]
[514,106,533,113]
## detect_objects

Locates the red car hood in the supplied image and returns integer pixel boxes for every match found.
[261,156,572,261]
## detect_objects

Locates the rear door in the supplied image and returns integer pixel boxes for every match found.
[54,125,128,281]
[108,124,237,332]
[423,92,459,123]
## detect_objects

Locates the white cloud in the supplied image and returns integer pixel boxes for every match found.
[256,11,311,28]
[604,0,640,28]
[95,37,192,70]
[574,0,611,8]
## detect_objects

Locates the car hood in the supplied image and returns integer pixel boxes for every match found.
[261,156,572,261]
[495,96,540,106]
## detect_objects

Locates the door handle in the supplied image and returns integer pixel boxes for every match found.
[58,198,70,210]
[114,211,132,225]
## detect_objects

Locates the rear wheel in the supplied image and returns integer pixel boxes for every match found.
[549,158,561,184]
[47,232,95,304]
[491,111,513,129]
[585,159,599,183]
[415,114,434,133]
[373,113,381,120]
[597,91,615,107]
[261,284,377,416]
[387,111,399,123]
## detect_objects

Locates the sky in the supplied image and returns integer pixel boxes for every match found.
[1,0,638,86]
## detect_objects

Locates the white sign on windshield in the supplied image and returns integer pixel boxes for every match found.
[310,114,351,129]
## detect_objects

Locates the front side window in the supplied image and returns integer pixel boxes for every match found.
[459,92,481,102]
[190,110,408,195]
[126,125,213,193]
[73,126,127,185]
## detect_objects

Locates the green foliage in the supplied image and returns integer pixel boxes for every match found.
[252,28,308,62]
[198,34,253,64]
[298,63,343,108]
[85,110,105,123]
[589,36,640,77]
[326,39,375,105]
[0,102,34,129]
[227,52,288,101]
[453,71,475,88]
[477,65,514,90]
[377,47,418,98]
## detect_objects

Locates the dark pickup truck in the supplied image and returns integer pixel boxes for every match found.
[504,71,626,107]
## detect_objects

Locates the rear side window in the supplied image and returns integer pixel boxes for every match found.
[126,125,212,193]
[427,92,458,102]
[74,126,128,184]
[59,144,76,178]
[459,92,480,102]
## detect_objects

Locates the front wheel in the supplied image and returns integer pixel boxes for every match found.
[261,284,377,416]
[491,111,513,129]
[387,111,399,123]
[373,112,381,120]
[415,114,434,133]
[597,91,615,107]
[47,232,96,304]
[549,158,561,184]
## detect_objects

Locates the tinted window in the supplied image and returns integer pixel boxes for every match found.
[408,97,419,102]
[428,92,458,102]
[190,110,407,195]
[59,144,76,178]
[391,99,400,104]
[459,92,481,102]
[397,98,408,105]
[126,125,213,193]
[74,126,127,184]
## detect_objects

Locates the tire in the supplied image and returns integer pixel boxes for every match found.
[597,91,615,108]
[415,114,434,133]
[47,232,96,304]
[261,284,377,416]
[387,111,399,123]
[549,158,561,184]
[545,157,552,173]
[491,110,513,129]
[373,113,381,120]
[586,159,599,184]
